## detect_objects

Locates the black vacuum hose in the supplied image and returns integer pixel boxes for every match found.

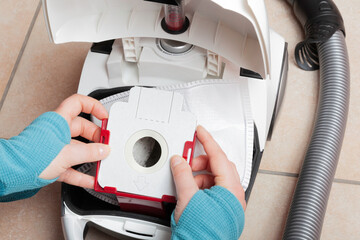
[283,1,350,239]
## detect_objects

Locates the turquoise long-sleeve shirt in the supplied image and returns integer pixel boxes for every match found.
[0,112,245,239]
[171,186,245,239]
[0,112,70,201]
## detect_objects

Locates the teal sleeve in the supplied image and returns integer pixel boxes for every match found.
[171,186,245,240]
[0,112,71,202]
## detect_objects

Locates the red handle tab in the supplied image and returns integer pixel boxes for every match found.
[182,131,197,166]
[94,119,110,191]
[100,119,110,145]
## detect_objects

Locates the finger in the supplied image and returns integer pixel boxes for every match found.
[196,126,230,176]
[191,155,210,172]
[171,155,198,200]
[61,143,111,167]
[70,117,102,142]
[230,161,241,183]
[56,94,108,123]
[58,168,95,189]
[194,174,215,189]
[196,126,227,159]
[225,161,247,209]
[170,155,199,223]
[70,139,86,145]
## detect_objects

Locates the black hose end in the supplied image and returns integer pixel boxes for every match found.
[287,0,345,71]
[286,0,295,6]
[144,0,180,6]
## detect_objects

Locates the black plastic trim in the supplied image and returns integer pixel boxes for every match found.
[90,86,133,101]
[144,0,179,6]
[267,43,288,141]
[245,124,263,202]
[91,40,115,55]
[240,68,263,80]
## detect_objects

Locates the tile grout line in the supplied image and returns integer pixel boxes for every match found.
[333,178,360,186]
[0,0,42,112]
[258,169,299,178]
[258,169,360,186]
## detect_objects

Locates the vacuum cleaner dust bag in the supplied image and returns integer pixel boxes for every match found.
[81,79,254,204]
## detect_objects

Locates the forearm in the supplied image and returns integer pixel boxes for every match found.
[0,112,70,201]
[171,186,245,240]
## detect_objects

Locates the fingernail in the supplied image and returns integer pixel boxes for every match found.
[171,156,183,167]
[99,145,110,156]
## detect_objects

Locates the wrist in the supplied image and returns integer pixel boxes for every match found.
[171,186,245,239]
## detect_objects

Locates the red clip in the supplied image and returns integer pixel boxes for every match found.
[182,131,197,166]
[100,119,110,145]
[103,186,117,194]
[94,119,110,191]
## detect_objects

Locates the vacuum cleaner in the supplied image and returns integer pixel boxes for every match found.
[41,0,349,239]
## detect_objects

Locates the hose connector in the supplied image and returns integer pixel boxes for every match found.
[288,0,345,70]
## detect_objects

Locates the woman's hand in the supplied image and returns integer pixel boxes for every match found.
[170,126,246,223]
[39,94,110,189]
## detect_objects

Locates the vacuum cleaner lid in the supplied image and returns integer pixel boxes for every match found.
[42,0,270,78]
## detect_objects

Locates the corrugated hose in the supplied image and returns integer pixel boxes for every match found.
[283,0,350,238]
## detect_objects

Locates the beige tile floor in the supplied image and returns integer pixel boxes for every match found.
[0,0,359,239]
[0,0,40,99]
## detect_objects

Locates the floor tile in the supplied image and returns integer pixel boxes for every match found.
[0,183,64,240]
[240,174,297,240]
[0,0,40,99]
[261,0,360,181]
[322,181,360,240]
[0,10,91,138]
[240,173,360,240]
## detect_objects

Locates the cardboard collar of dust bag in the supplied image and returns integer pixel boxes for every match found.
[95,86,197,217]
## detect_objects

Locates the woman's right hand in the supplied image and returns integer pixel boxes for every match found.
[170,125,246,223]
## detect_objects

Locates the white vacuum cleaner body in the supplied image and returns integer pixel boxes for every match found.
[42,0,288,239]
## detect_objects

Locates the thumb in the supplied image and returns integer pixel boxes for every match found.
[170,155,198,223]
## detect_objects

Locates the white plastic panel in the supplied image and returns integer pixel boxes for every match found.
[42,0,269,77]
[62,203,171,240]
[76,29,287,152]
[247,29,286,150]
[246,0,271,76]
[207,50,221,76]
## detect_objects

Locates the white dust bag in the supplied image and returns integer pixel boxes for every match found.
[92,79,254,190]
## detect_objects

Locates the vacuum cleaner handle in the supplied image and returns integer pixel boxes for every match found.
[62,215,88,240]
[62,214,171,240]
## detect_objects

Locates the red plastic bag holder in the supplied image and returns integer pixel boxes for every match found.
[94,119,196,218]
